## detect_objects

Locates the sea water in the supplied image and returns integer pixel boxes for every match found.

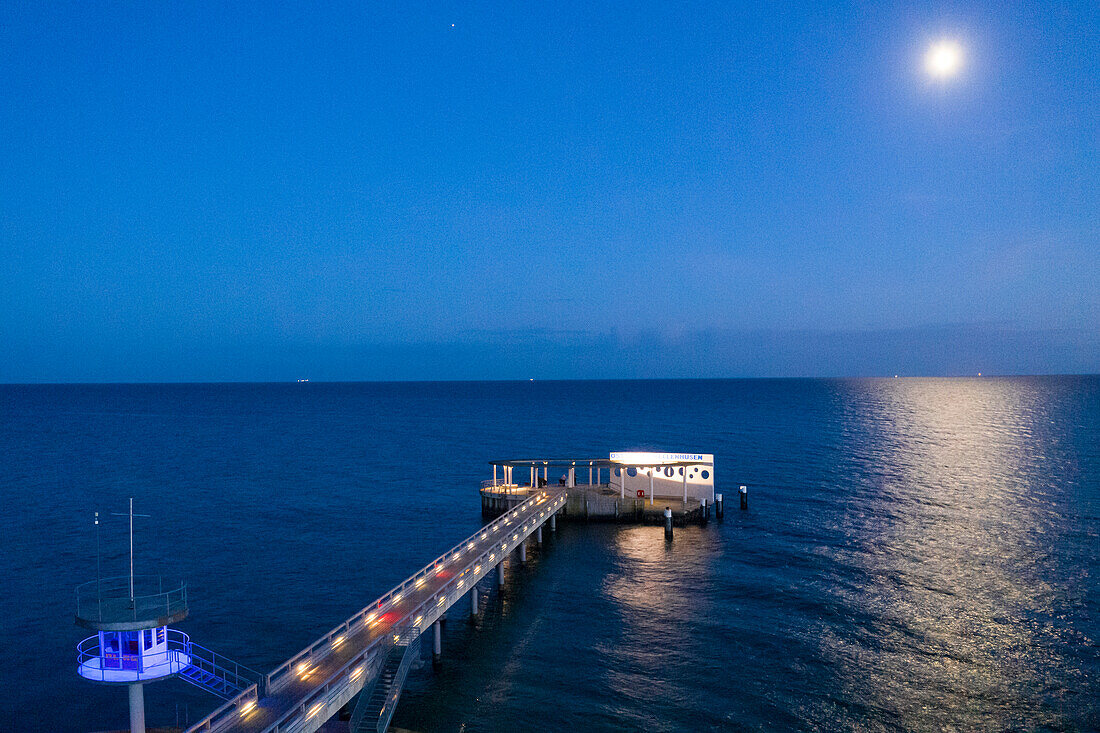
[1,378,1097,731]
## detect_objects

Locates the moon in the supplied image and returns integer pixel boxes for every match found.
[925,40,962,78]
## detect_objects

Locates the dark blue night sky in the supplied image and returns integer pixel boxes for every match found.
[1,2,1096,381]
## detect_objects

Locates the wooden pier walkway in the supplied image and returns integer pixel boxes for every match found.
[187,490,567,733]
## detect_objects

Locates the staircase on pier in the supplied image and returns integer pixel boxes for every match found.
[178,642,262,700]
[350,629,422,733]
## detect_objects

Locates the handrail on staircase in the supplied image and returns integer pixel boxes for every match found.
[186,642,263,695]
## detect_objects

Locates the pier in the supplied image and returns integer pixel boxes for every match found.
[186,490,567,733]
[482,453,715,525]
[165,452,716,733]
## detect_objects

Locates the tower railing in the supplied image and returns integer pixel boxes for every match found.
[76,628,191,682]
[75,575,187,625]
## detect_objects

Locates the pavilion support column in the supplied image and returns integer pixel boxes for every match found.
[432,620,442,671]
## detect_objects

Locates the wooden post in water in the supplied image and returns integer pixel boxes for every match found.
[740,484,748,510]
[716,493,724,520]
[664,507,673,541]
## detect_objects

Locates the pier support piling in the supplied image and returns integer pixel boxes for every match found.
[128,683,146,733]
[740,485,748,510]
[716,493,724,520]
[550,513,556,532]
[519,541,527,563]
[470,587,479,620]
[701,498,708,525]
[536,525,543,544]
[664,507,673,541]
[497,561,505,587]
[432,620,442,671]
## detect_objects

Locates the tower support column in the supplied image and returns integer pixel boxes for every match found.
[128,683,146,733]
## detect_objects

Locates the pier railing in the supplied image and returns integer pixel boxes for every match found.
[186,489,566,733]
[263,490,563,695]
[186,684,260,732]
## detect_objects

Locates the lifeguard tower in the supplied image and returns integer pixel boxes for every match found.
[75,500,260,733]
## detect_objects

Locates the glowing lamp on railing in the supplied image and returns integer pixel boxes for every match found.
[489,553,495,561]
[309,702,325,718]
[475,564,481,573]
[457,579,464,589]
[351,665,364,680]
[392,593,401,604]
[414,615,423,627]
[415,577,426,589]
[240,699,256,716]
[437,595,446,606]
[297,662,311,678]
[332,635,345,648]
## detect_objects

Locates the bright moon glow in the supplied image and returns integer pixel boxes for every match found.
[926,41,962,77]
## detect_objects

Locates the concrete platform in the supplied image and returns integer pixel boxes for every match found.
[481,484,707,525]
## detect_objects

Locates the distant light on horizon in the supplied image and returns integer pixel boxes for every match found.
[925,40,963,77]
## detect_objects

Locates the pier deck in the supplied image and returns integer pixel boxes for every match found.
[188,490,567,733]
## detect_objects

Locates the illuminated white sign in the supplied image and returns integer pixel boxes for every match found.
[609,452,713,465]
